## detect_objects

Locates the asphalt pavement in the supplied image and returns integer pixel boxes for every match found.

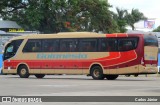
[0,74,160,105]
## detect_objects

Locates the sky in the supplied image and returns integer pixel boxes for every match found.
[108,0,160,19]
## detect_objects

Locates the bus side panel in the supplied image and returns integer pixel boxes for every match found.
[82,50,139,75]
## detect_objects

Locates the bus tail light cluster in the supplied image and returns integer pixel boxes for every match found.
[141,57,144,65]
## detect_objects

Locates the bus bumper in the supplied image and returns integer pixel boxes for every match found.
[2,68,17,74]
[139,66,158,74]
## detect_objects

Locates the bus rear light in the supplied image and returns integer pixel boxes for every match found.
[141,58,144,65]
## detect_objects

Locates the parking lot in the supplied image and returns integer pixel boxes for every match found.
[0,74,160,105]
[0,74,160,96]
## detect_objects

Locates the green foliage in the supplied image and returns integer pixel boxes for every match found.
[125,9,147,30]
[112,8,147,32]
[113,8,127,33]
[153,26,160,32]
[0,0,118,33]
[0,0,147,33]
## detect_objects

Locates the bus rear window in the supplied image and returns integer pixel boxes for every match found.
[144,35,158,46]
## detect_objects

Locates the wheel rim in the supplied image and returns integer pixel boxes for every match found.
[93,69,100,77]
[21,69,26,75]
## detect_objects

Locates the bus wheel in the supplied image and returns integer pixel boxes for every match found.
[35,74,45,78]
[91,66,104,80]
[125,75,130,77]
[134,74,138,77]
[18,65,30,78]
[105,75,118,80]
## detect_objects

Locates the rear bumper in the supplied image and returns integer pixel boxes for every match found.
[139,66,158,74]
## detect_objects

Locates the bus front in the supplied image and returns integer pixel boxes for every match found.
[2,39,23,74]
[140,34,158,74]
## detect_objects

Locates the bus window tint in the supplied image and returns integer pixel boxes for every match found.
[14,40,23,53]
[79,39,97,52]
[144,35,158,46]
[42,39,59,52]
[99,38,117,52]
[60,39,78,52]
[23,39,41,52]
[118,38,138,51]
[6,45,13,53]
[4,39,23,60]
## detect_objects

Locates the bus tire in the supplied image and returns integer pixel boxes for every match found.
[105,75,118,80]
[91,66,104,80]
[125,75,130,77]
[35,74,45,78]
[134,74,138,77]
[18,65,30,78]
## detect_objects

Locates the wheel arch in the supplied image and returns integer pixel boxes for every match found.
[16,63,30,74]
[89,63,104,75]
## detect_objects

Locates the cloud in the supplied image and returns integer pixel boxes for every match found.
[108,0,160,18]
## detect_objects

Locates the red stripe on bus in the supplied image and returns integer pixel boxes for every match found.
[106,34,117,37]
[4,50,138,70]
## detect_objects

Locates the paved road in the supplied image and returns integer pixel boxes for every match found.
[0,75,160,105]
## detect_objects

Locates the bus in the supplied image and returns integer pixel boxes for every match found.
[2,32,158,80]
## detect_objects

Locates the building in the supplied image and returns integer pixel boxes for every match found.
[127,18,160,32]
[0,20,39,52]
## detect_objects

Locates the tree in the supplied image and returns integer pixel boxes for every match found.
[0,0,118,33]
[113,8,127,33]
[153,26,160,32]
[125,9,147,30]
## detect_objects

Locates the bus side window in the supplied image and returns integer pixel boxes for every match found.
[79,39,97,52]
[60,39,78,52]
[99,38,117,52]
[42,39,53,52]
[32,41,41,52]
[60,43,67,52]
[85,43,93,51]
[32,46,40,52]
[23,39,41,52]
[42,39,59,52]
[118,38,138,51]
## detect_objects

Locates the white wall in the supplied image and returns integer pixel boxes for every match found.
[127,18,160,32]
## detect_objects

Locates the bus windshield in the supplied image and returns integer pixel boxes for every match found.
[3,39,23,61]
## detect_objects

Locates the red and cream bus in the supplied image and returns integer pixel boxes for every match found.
[2,32,158,80]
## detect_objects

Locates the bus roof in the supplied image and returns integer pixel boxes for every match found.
[10,32,145,41]
[10,32,105,40]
